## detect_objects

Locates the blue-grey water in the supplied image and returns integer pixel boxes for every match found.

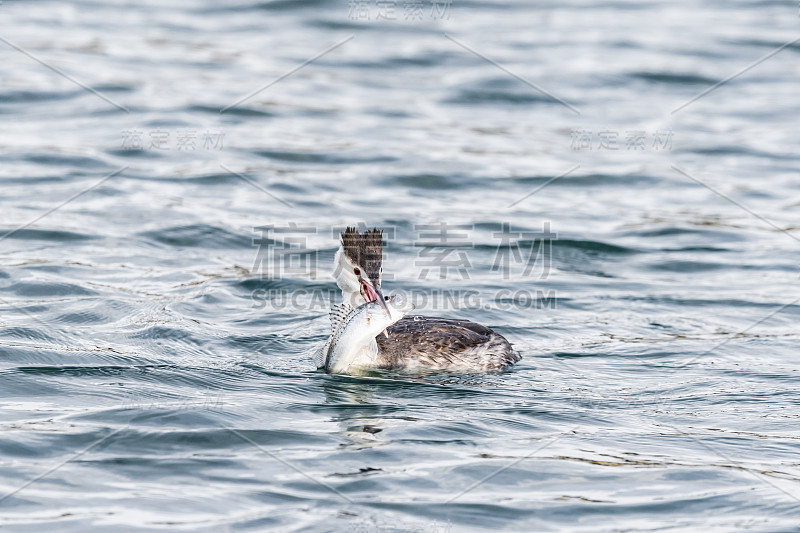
[1,0,799,531]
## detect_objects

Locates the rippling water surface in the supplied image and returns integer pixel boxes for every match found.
[1,0,799,531]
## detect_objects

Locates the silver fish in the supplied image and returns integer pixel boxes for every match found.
[315,295,413,375]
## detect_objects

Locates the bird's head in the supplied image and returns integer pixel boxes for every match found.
[333,226,390,316]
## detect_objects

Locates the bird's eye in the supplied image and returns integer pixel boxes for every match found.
[353,267,360,276]
[384,295,391,302]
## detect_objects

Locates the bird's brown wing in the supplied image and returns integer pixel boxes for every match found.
[376,315,519,370]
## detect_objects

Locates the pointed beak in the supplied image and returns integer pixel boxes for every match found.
[360,278,391,318]
[373,284,392,319]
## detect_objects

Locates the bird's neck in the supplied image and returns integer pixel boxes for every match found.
[341,287,364,308]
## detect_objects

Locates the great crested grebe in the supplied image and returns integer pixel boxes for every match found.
[314,227,521,373]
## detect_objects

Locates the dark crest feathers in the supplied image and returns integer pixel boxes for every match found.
[341,227,383,283]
